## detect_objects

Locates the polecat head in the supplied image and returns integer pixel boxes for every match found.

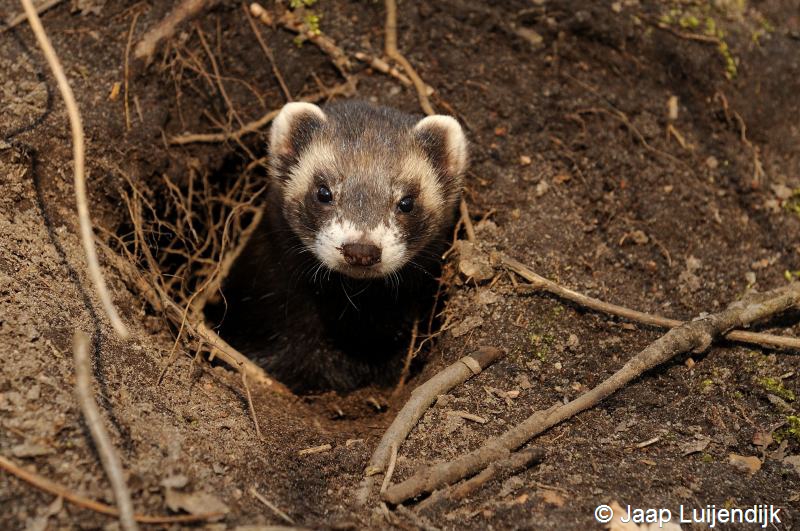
[269,101,468,279]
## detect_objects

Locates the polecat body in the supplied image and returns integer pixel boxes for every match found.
[215,101,468,392]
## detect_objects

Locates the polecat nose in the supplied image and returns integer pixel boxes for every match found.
[341,242,382,267]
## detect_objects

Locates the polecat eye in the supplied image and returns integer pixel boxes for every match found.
[317,185,333,203]
[397,196,414,213]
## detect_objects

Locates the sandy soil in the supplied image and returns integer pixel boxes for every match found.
[1,0,799,529]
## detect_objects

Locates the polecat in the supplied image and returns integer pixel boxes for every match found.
[213,100,468,392]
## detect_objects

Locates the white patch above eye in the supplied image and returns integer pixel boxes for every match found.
[284,140,337,202]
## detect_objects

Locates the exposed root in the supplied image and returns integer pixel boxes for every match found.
[382,282,800,504]
[383,0,435,116]
[503,255,800,351]
[168,79,356,145]
[134,0,219,65]
[356,346,505,506]
[21,0,130,339]
[73,332,137,531]
[417,447,546,514]
[0,455,222,523]
[1,0,63,33]
[393,318,420,395]
[250,2,352,78]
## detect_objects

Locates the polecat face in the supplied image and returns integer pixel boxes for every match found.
[269,101,468,279]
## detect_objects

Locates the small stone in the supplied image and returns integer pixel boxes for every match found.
[705,156,719,169]
[535,180,550,197]
[519,155,532,166]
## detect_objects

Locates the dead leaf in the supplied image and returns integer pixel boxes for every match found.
[728,453,761,474]
[475,289,500,306]
[681,435,710,456]
[752,430,773,448]
[450,315,484,338]
[165,489,229,521]
[539,489,565,506]
[457,241,494,282]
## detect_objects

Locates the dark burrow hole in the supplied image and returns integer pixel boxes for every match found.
[115,144,447,397]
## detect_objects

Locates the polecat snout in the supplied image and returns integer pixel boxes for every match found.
[215,101,468,392]
[269,100,468,279]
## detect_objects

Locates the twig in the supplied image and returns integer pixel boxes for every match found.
[354,51,412,86]
[356,346,505,505]
[383,0,435,116]
[380,443,398,494]
[2,0,63,33]
[249,487,295,525]
[418,447,545,513]
[168,79,355,145]
[242,372,263,439]
[250,2,352,77]
[134,0,219,65]
[123,11,141,131]
[243,2,292,101]
[95,240,292,395]
[0,455,221,523]
[393,318,420,394]
[503,255,800,351]
[383,282,800,503]
[459,198,476,243]
[20,0,130,339]
[651,21,721,44]
[73,332,137,531]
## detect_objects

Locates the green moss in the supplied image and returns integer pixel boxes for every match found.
[774,416,800,444]
[759,377,796,401]
[784,189,800,217]
[700,379,715,393]
[701,453,714,463]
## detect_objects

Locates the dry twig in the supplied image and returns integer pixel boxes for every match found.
[383,282,800,503]
[249,487,295,525]
[356,346,505,505]
[169,80,355,144]
[383,0,435,115]
[503,255,800,351]
[134,0,220,64]
[73,332,137,531]
[2,0,62,32]
[21,0,130,339]
[418,447,545,513]
[0,455,221,523]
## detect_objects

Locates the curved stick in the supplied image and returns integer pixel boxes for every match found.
[383,282,800,504]
[73,332,137,531]
[357,346,504,505]
[503,255,800,351]
[21,0,129,339]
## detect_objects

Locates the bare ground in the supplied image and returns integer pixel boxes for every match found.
[1,0,799,529]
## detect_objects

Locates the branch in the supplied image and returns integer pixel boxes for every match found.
[73,332,137,531]
[21,0,129,339]
[134,0,219,65]
[356,346,504,505]
[503,255,800,351]
[383,0,435,116]
[168,79,355,145]
[383,281,800,504]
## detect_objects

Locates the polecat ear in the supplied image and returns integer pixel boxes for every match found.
[413,115,468,180]
[270,102,327,160]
